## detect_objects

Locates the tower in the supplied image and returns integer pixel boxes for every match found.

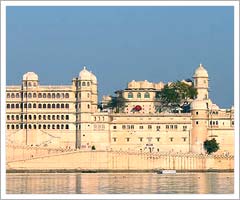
[193,63,209,100]
[72,66,98,149]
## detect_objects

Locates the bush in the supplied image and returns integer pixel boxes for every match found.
[203,138,219,154]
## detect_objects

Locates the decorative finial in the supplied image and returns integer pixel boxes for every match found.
[200,63,203,67]
[83,66,86,70]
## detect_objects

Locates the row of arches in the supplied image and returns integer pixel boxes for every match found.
[6,92,70,99]
[7,124,69,130]
[7,114,69,121]
[6,103,70,109]
[128,92,150,99]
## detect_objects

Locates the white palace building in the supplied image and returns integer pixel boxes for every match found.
[6,64,234,154]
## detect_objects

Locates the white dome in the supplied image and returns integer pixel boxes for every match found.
[190,99,208,110]
[79,66,97,83]
[23,72,38,81]
[193,63,208,77]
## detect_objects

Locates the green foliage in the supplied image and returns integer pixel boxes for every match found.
[105,93,127,113]
[203,138,220,154]
[156,80,197,112]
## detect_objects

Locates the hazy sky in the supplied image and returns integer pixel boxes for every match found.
[6,6,234,108]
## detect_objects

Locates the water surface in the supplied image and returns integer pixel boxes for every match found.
[7,172,234,194]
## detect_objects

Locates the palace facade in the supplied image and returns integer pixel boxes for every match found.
[6,64,234,154]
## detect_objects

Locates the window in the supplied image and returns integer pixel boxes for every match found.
[137,93,141,98]
[16,104,19,109]
[48,104,51,109]
[38,124,41,129]
[126,138,130,142]
[61,115,64,120]
[11,115,14,120]
[7,104,10,109]
[29,124,32,129]
[33,124,37,129]
[52,104,55,109]
[28,103,32,109]
[16,93,20,98]
[57,125,60,129]
[43,115,46,120]
[113,138,117,142]
[34,115,36,120]
[52,125,55,129]
[148,125,152,129]
[130,125,134,129]
[52,93,55,98]
[170,137,174,142]
[33,93,37,98]
[156,126,160,131]
[183,137,187,142]
[43,125,46,129]
[33,103,36,108]
[38,104,42,108]
[196,121,199,125]
[38,93,42,98]
[174,125,178,129]
[61,124,64,129]
[128,92,133,98]
[139,126,144,129]
[66,115,69,120]
[12,125,15,129]
[7,115,10,120]
[87,104,90,109]
[48,124,51,129]
[196,112,198,115]
[57,104,60,108]
[39,115,42,120]
[87,82,90,86]
[11,93,15,98]
[65,104,69,109]
[113,126,117,129]
[144,92,150,98]
[43,104,46,109]
[61,93,64,98]
[139,137,143,142]
[61,104,64,109]
[48,115,51,120]
[122,125,126,129]
[56,93,60,98]
[57,115,60,120]
[29,115,32,120]
[82,82,86,86]
[11,104,15,109]
[7,93,10,98]
[183,126,187,131]
[156,137,160,142]
[47,93,51,98]
[43,93,46,98]
[65,93,69,98]
[66,124,69,129]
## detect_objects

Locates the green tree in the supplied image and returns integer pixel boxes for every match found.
[156,80,197,112]
[203,138,220,154]
[105,93,127,113]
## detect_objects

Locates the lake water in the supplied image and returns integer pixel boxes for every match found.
[7,172,234,194]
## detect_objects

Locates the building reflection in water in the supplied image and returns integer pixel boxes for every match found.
[7,172,234,194]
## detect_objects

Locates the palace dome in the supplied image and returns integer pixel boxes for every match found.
[193,63,208,78]
[79,66,97,83]
[22,72,38,81]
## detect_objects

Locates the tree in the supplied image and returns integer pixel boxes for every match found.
[203,138,220,154]
[155,80,197,112]
[105,93,127,113]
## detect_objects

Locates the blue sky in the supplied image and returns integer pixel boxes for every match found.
[6,6,234,108]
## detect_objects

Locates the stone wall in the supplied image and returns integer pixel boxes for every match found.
[7,150,234,171]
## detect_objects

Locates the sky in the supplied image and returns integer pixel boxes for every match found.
[6,6,234,108]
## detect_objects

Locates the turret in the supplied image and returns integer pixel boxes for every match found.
[193,63,209,100]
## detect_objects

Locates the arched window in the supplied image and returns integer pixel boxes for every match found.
[43,93,46,98]
[56,93,60,98]
[29,124,32,129]
[33,82,37,87]
[7,125,10,129]
[24,93,27,98]
[52,93,55,98]
[33,103,36,108]
[52,104,55,109]
[7,115,10,120]
[61,115,64,120]
[28,93,32,98]
[61,124,64,129]
[16,93,20,98]
[128,92,133,98]
[87,104,90,109]
[7,104,10,109]
[24,124,27,129]
[33,115,36,120]
[61,104,64,109]
[33,124,37,129]
[43,104,46,109]
[87,82,90,86]
[24,103,27,108]
[57,115,60,120]
[28,82,32,87]
[43,115,46,120]
[39,115,42,120]
[82,82,86,86]
[65,93,69,98]
[28,103,32,108]
[47,124,50,129]
[16,104,19,109]
[16,115,19,120]
[43,125,46,129]
[47,93,51,98]
[11,125,15,129]
[33,93,37,98]
[52,124,55,129]
[61,93,64,98]
[11,93,15,98]
[11,115,14,120]
[66,115,69,120]
[65,104,69,109]
[57,124,60,129]
[38,104,42,108]
[38,124,42,129]
[38,93,42,98]
[11,104,15,109]
[56,104,60,108]
[144,92,150,98]
[47,104,51,109]
[66,124,69,129]
[16,125,19,129]
[29,115,32,120]
[7,93,10,98]
[137,93,141,98]
[52,115,55,120]
[87,93,90,98]
[48,115,51,120]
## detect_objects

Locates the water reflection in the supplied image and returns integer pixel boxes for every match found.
[7,172,234,194]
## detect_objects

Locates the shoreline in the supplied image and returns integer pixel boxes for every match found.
[6,169,234,173]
